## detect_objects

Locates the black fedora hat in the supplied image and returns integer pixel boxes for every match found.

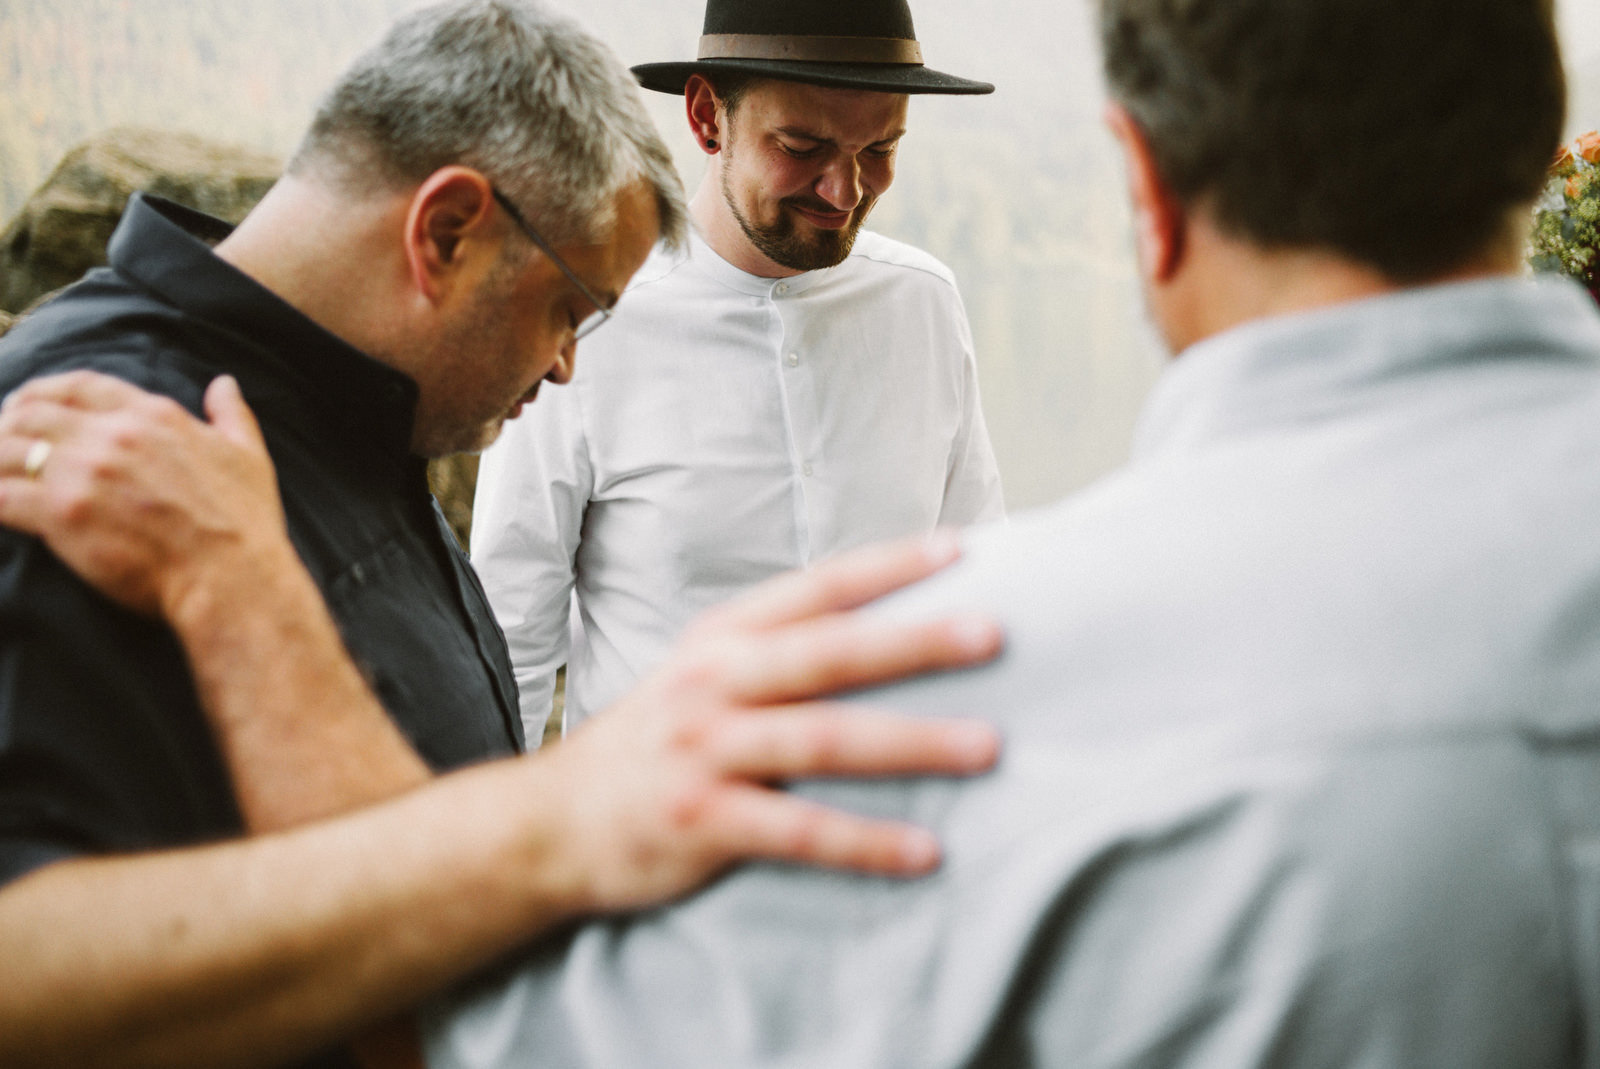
[631,0,993,97]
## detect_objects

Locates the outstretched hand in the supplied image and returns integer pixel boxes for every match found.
[537,531,1004,912]
[0,368,1006,931]
[0,370,291,622]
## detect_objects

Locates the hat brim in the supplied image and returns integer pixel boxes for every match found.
[631,58,994,96]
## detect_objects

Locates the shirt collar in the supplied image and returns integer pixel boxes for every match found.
[107,193,421,459]
[1130,275,1600,461]
[686,228,830,299]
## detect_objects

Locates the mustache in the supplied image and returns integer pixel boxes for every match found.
[781,194,870,216]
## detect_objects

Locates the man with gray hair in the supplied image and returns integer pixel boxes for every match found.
[0,3,1001,1067]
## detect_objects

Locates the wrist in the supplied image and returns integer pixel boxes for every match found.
[161,539,310,643]
[405,757,595,940]
[491,754,596,928]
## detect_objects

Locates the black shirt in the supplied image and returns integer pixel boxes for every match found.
[0,195,523,1065]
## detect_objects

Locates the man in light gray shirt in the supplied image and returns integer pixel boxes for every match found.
[413,0,1599,1064]
[3,0,1597,1065]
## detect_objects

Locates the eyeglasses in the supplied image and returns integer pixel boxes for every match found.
[490,186,614,342]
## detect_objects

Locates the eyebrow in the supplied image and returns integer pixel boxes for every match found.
[776,126,908,148]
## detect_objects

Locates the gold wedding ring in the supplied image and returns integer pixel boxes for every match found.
[22,439,51,480]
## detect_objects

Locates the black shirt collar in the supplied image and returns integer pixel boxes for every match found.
[107,193,422,459]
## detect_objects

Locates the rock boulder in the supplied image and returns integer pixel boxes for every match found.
[0,127,280,315]
[429,453,481,550]
[0,129,483,544]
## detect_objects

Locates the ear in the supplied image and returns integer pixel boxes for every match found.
[403,167,500,304]
[685,75,723,155]
[1104,103,1186,284]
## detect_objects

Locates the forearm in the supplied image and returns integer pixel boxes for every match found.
[0,756,585,1069]
[166,539,431,829]
[484,573,573,749]
[938,345,1005,526]
[470,415,584,748]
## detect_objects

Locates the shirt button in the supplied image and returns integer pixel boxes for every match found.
[775,282,790,296]
[786,352,799,367]
[802,463,814,477]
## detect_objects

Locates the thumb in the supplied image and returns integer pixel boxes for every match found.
[203,375,267,454]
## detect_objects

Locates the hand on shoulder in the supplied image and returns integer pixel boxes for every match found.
[532,533,1004,915]
[0,370,296,625]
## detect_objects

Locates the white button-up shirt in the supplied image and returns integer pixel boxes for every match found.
[472,230,1004,737]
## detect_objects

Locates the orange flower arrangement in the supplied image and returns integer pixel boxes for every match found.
[1530,131,1600,304]
[1554,130,1600,170]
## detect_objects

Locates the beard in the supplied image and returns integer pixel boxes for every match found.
[721,167,874,272]
[409,261,527,458]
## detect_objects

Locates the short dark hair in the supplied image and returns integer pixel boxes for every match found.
[706,70,762,119]
[1100,0,1566,281]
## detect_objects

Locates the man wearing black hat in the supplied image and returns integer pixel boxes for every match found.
[471,0,1005,744]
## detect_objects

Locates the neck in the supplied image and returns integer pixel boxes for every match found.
[688,168,806,279]
[1160,215,1522,355]
[214,173,421,362]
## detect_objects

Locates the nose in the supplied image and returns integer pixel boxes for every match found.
[814,156,863,212]
[545,337,577,385]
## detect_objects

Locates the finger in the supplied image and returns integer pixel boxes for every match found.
[0,478,60,539]
[0,399,86,461]
[0,434,56,480]
[697,784,943,876]
[711,610,1002,704]
[203,376,267,455]
[1,370,153,414]
[705,705,1000,781]
[704,531,964,632]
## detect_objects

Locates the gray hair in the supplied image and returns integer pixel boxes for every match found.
[289,0,685,250]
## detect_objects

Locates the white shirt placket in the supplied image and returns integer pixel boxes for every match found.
[771,282,821,564]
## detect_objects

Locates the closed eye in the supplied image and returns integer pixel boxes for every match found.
[559,297,588,334]
[865,135,903,160]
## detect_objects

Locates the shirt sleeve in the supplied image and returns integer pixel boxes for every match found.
[938,288,1005,527]
[470,383,595,746]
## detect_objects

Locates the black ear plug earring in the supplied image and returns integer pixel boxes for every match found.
[705,138,718,150]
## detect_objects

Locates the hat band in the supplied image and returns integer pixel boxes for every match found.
[697,34,925,66]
